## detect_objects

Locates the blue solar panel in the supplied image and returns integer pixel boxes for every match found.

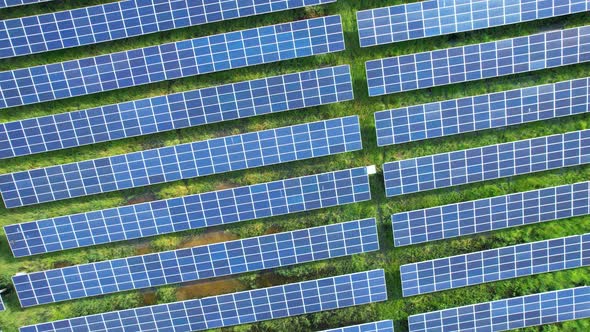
[321,320,394,332]
[0,0,336,58]
[383,129,590,197]
[0,0,50,9]
[20,269,388,332]
[375,78,590,146]
[5,166,372,257]
[357,0,590,47]
[0,15,345,109]
[400,233,590,297]
[13,218,379,307]
[392,181,590,247]
[0,292,5,312]
[366,26,590,96]
[0,116,362,209]
[408,286,590,331]
[0,65,354,159]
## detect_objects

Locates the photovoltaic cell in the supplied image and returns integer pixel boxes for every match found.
[20,269,388,332]
[0,293,4,312]
[408,286,590,331]
[0,15,345,109]
[357,0,590,47]
[383,129,590,197]
[5,166,372,257]
[0,0,50,9]
[392,181,590,247]
[13,218,379,307]
[375,77,590,146]
[400,233,590,297]
[366,26,590,96]
[0,0,336,58]
[0,116,362,209]
[321,320,394,332]
[0,65,354,159]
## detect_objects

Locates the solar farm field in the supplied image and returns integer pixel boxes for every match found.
[1,0,590,331]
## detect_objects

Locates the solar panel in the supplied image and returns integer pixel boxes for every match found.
[408,286,590,332]
[320,320,394,332]
[13,218,379,307]
[375,77,590,146]
[0,0,50,9]
[20,269,388,332]
[392,181,590,247]
[0,293,4,312]
[400,233,590,297]
[0,0,336,58]
[366,26,590,97]
[0,116,362,209]
[5,166,373,257]
[0,15,345,109]
[383,129,590,197]
[357,0,590,47]
[0,65,354,159]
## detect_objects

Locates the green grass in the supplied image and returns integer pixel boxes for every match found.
[1,1,590,331]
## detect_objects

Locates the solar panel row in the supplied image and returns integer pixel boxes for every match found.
[383,129,590,197]
[5,166,372,257]
[400,233,590,297]
[357,0,590,47]
[0,0,336,58]
[392,181,590,247]
[321,320,394,332]
[0,15,345,109]
[0,116,362,209]
[0,0,49,9]
[13,218,379,307]
[375,77,590,146]
[366,25,590,96]
[0,65,354,159]
[20,269,388,332]
[408,286,590,332]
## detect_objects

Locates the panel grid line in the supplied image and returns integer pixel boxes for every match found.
[0,15,345,109]
[4,166,372,257]
[408,286,590,331]
[375,77,590,146]
[320,320,394,332]
[357,0,590,47]
[400,233,590,297]
[0,0,50,8]
[13,218,379,307]
[366,26,590,96]
[392,181,590,247]
[20,269,388,332]
[0,65,354,159]
[383,129,590,197]
[0,115,362,208]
